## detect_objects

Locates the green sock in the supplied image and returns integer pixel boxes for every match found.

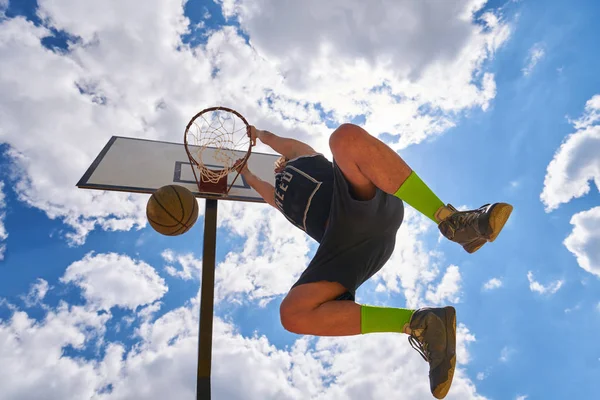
[394,171,445,223]
[360,305,414,334]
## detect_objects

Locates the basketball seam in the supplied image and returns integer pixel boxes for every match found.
[152,189,183,228]
[147,219,181,228]
[169,225,188,236]
[172,185,193,230]
[182,196,198,228]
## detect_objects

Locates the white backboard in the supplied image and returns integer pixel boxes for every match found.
[77,136,279,203]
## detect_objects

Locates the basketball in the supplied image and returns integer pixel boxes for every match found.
[146,185,199,236]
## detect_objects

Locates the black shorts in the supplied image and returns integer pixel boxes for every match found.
[291,159,404,301]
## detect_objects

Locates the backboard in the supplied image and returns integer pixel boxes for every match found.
[77,136,280,203]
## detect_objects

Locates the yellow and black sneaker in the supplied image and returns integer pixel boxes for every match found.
[408,306,457,399]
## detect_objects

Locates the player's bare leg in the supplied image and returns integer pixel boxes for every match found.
[329,123,512,253]
[280,281,456,399]
[280,281,361,336]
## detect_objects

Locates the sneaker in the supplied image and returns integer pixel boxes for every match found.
[408,306,456,399]
[437,203,513,253]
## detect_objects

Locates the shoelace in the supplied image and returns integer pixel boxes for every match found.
[448,205,486,229]
[408,334,430,362]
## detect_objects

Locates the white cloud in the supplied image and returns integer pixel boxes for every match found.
[0,0,513,245]
[482,277,503,291]
[0,302,111,400]
[161,249,175,263]
[137,301,162,323]
[0,0,7,12]
[526,271,563,295]
[0,181,7,260]
[161,249,202,280]
[541,95,600,211]
[564,207,600,277]
[507,179,522,194]
[564,303,581,313]
[425,265,462,305]
[370,209,445,308]
[476,372,487,380]
[522,43,545,76]
[456,324,476,365]
[499,346,515,363]
[22,278,51,307]
[215,201,312,306]
[515,395,528,400]
[540,94,600,277]
[572,95,600,131]
[0,283,488,400]
[60,252,168,311]
[220,0,511,149]
[0,4,195,245]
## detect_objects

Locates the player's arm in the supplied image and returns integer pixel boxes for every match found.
[252,127,318,160]
[240,168,277,208]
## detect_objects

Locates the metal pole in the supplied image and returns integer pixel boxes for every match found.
[197,199,218,400]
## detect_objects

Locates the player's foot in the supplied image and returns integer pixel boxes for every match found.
[408,306,456,400]
[437,203,513,253]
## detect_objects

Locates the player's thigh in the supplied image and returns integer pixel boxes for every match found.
[329,125,377,200]
[280,281,347,317]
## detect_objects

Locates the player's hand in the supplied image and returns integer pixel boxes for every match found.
[274,155,288,173]
[249,126,259,146]
[233,158,249,175]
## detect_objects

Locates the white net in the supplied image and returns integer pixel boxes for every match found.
[185,108,251,184]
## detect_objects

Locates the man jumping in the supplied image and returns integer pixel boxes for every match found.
[235,123,512,399]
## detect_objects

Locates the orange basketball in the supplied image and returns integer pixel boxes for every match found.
[146,185,199,236]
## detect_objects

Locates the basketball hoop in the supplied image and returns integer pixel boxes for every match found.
[184,106,252,196]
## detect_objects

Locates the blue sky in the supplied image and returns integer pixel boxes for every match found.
[1,1,600,399]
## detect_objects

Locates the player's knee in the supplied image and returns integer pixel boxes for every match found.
[280,314,304,334]
[279,301,307,334]
[329,123,361,152]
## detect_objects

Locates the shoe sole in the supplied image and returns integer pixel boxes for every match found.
[433,306,457,399]
[465,238,487,254]
[487,203,513,242]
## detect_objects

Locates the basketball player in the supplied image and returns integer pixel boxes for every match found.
[235,124,512,399]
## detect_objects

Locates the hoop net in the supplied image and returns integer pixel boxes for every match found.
[184,107,251,194]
